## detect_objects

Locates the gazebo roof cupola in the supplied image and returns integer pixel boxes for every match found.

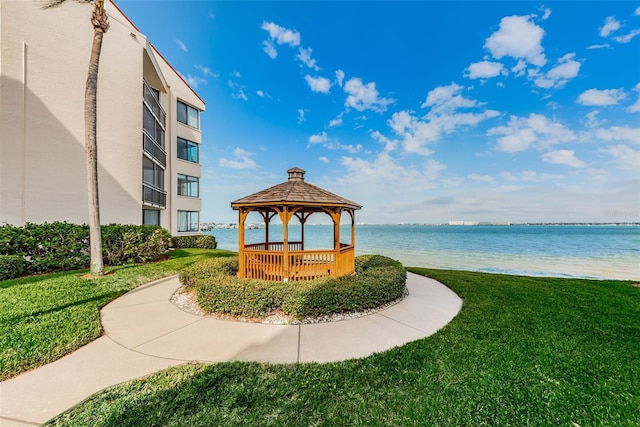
[287,167,305,181]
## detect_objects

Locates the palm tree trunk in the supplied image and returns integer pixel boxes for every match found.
[85,0,108,276]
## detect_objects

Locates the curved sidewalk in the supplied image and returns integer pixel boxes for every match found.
[0,273,462,426]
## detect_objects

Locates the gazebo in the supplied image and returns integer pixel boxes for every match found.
[231,167,362,281]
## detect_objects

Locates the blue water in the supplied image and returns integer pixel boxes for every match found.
[204,225,640,280]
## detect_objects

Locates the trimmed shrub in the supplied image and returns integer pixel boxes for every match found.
[180,254,407,320]
[102,225,171,265]
[172,235,217,250]
[0,255,28,281]
[0,222,171,275]
[0,222,89,273]
[179,257,238,288]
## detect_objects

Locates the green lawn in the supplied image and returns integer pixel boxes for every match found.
[44,267,640,426]
[0,248,235,381]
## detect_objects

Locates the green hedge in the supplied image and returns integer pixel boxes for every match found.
[0,255,28,281]
[0,222,172,275]
[172,235,217,250]
[179,255,406,320]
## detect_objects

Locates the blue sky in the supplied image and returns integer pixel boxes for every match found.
[117,0,640,224]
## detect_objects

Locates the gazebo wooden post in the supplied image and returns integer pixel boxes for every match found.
[278,206,292,280]
[260,211,275,250]
[238,208,249,278]
[331,209,341,261]
[349,210,356,246]
[295,212,310,250]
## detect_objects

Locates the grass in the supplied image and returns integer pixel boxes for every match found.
[0,248,235,381]
[44,267,640,426]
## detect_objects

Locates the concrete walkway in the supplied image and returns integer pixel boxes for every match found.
[0,273,462,426]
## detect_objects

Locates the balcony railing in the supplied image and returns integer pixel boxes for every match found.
[143,79,166,127]
[142,183,166,208]
[143,130,166,167]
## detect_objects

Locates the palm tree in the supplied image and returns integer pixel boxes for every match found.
[43,0,109,276]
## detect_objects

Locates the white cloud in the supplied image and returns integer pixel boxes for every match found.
[386,84,499,156]
[304,75,332,94]
[328,113,343,127]
[182,74,206,89]
[599,16,621,37]
[587,43,612,50]
[635,6,640,16]
[308,132,329,144]
[176,39,188,53]
[585,110,603,128]
[297,109,306,124]
[613,29,640,43]
[319,156,329,164]
[371,130,398,152]
[194,64,218,78]
[228,80,248,101]
[308,131,361,153]
[231,71,242,78]
[388,111,437,155]
[421,83,500,130]
[261,21,300,47]
[540,7,551,20]
[468,173,495,183]
[219,148,257,169]
[596,126,640,144]
[542,150,586,168]
[335,70,345,87]
[485,15,547,67]
[422,83,478,111]
[577,88,626,106]
[534,53,581,89]
[343,77,394,113]
[325,142,362,153]
[297,47,319,70]
[256,90,271,98]
[628,84,640,113]
[488,113,576,153]
[341,154,446,186]
[600,144,640,170]
[511,60,527,77]
[466,60,506,79]
[262,40,278,59]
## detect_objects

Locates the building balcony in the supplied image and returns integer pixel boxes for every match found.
[142,182,166,208]
[143,79,166,127]
[143,129,166,167]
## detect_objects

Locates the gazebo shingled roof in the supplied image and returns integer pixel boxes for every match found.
[230,167,361,281]
[231,167,362,210]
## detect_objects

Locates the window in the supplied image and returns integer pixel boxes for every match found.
[143,104,165,148]
[177,137,199,163]
[143,157,164,189]
[177,174,199,197]
[143,209,160,226]
[177,101,199,128]
[177,211,199,232]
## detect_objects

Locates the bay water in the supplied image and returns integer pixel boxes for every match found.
[204,225,639,281]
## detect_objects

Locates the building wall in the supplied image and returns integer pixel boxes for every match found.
[155,50,205,235]
[0,0,204,234]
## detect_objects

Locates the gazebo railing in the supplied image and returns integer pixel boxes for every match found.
[245,241,303,251]
[241,243,355,281]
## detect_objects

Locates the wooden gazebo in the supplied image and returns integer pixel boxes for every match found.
[231,167,362,281]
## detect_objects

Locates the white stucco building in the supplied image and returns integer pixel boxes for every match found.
[0,0,204,234]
